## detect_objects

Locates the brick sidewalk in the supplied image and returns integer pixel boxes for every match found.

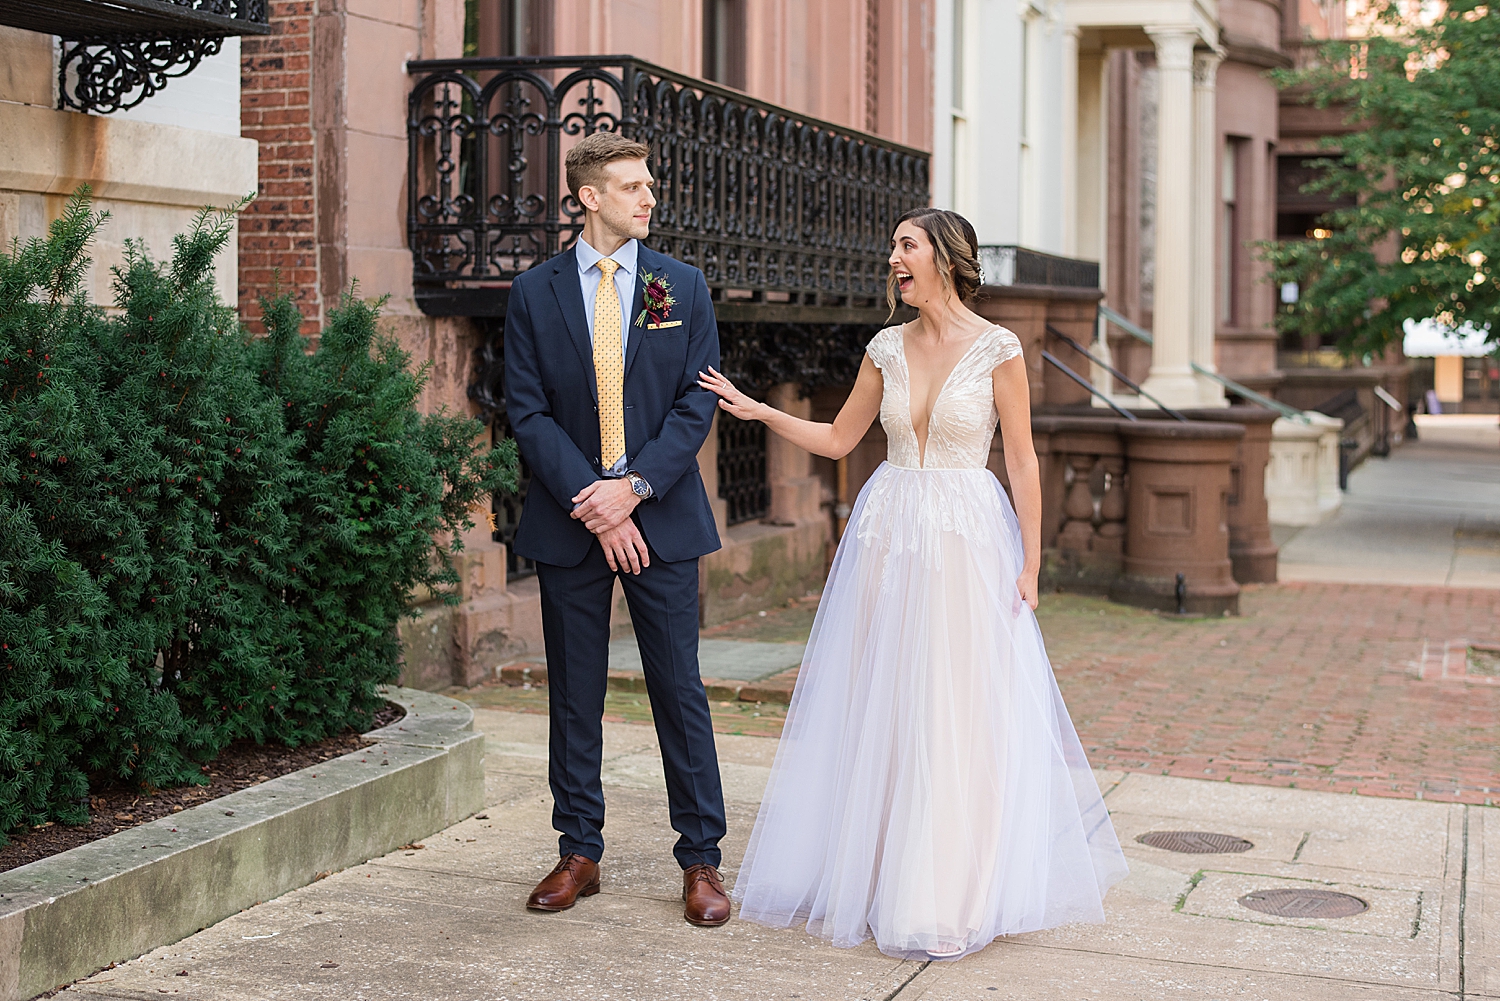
[1048,582,1500,806]
[471,582,1500,806]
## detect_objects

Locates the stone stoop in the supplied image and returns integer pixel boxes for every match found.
[699,519,831,627]
[399,517,830,692]
[0,688,483,1001]
[398,539,544,692]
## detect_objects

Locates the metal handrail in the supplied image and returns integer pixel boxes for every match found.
[1190,364,1310,423]
[1099,304,1154,344]
[1098,305,1311,424]
[1041,351,1139,421]
[1046,324,1186,421]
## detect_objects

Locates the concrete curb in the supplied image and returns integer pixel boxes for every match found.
[0,687,483,1001]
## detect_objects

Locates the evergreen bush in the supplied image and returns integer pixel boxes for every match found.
[0,191,516,838]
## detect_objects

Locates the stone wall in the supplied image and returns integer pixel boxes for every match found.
[0,26,255,311]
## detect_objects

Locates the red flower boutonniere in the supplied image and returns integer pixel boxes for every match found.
[636,271,677,327]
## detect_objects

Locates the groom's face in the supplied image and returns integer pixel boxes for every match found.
[583,158,656,242]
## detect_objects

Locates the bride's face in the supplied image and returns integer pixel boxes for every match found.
[888,221,942,306]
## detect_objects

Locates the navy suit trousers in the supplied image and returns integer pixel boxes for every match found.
[535,534,726,870]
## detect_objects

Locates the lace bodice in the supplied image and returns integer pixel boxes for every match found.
[865,324,1024,470]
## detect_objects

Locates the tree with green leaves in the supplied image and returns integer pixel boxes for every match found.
[1263,0,1500,358]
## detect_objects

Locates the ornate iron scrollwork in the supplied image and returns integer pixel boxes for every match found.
[59,36,225,114]
[717,322,884,397]
[467,318,883,424]
[405,55,929,305]
[717,415,769,525]
[50,0,268,114]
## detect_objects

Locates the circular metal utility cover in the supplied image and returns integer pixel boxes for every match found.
[1238,888,1368,919]
[1136,831,1255,854]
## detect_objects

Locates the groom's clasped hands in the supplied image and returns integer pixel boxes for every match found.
[571,478,652,574]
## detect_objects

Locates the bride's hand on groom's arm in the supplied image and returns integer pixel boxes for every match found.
[571,478,640,534]
[697,368,766,421]
[598,519,650,575]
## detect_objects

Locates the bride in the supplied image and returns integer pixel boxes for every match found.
[697,208,1127,961]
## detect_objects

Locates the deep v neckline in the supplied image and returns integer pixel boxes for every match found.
[900,324,996,469]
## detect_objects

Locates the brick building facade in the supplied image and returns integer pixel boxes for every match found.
[239,0,320,332]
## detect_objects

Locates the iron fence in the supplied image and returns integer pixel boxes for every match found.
[717,414,769,525]
[978,245,1100,290]
[405,55,929,306]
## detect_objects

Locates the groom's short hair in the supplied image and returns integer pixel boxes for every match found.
[566,132,652,199]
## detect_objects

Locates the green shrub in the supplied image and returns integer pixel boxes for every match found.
[0,191,516,837]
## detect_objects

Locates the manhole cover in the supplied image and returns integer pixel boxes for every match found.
[1136,831,1254,853]
[1238,888,1368,919]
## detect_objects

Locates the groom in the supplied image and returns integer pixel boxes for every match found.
[503,131,730,926]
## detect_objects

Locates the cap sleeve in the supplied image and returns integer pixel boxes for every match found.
[865,325,901,371]
[991,325,1024,368]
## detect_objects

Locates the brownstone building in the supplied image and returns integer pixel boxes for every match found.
[0,0,1401,688]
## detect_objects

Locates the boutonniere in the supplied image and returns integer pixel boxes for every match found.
[635,271,677,328]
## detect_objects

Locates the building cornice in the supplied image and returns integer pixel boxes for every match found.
[1221,33,1294,69]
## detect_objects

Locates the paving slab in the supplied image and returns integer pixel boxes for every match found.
[606,638,805,682]
[59,708,1494,1001]
[900,942,1442,1000]
[1104,772,1460,880]
[1470,879,1497,997]
[1277,417,1500,589]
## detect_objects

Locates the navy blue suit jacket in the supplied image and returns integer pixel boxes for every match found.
[504,244,723,567]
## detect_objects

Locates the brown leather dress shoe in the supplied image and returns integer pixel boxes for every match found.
[682,864,731,926]
[526,854,600,912]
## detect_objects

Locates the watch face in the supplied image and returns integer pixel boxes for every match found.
[632,477,650,497]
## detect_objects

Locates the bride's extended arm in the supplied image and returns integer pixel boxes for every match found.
[697,357,883,460]
[994,357,1042,609]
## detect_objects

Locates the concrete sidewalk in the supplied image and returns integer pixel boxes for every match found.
[63,707,1495,1001]
[1277,415,1500,588]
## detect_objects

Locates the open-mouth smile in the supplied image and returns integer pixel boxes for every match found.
[895,271,914,292]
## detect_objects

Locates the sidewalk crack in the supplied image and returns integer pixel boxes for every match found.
[882,960,932,1000]
[1458,804,1469,998]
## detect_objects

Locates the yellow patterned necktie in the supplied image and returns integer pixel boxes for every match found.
[594,257,626,469]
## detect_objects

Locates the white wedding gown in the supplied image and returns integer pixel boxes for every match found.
[731,324,1128,960]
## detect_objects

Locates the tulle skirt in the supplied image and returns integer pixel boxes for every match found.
[731,462,1128,961]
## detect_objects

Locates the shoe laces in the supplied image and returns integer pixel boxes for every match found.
[685,865,722,888]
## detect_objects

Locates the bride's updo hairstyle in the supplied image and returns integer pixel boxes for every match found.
[886,207,983,317]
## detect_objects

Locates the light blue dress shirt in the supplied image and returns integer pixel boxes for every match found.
[575,235,638,358]
[574,235,641,480]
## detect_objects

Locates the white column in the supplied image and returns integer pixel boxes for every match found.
[1193,50,1226,405]
[1141,28,1199,406]
[1061,26,1081,256]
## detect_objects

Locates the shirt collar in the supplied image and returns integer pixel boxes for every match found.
[575,236,638,278]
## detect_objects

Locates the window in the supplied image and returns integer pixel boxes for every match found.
[703,0,746,89]
[1220,137,1242,326]
[467,0,552,59]
[951,0,972,214]
[1018,13,1035,242]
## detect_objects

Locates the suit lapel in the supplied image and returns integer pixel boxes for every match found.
[548,249,597,402]
[623,247,654,382]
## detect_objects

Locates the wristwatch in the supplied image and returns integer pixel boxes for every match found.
[625,471,653,499]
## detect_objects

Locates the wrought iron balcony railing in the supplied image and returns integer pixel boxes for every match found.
[979,245,1099,290]
[0,0,270,114]
[405,55,930,322]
